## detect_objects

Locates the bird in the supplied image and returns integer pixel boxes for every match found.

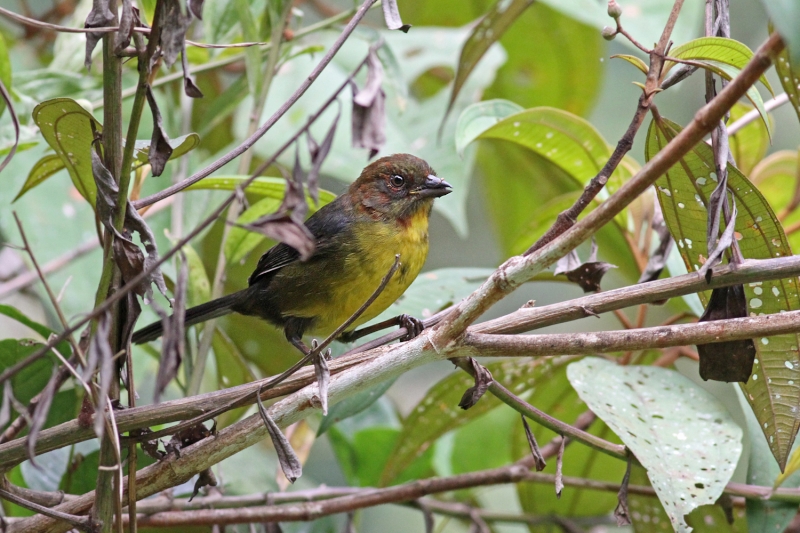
[132,153,452,353]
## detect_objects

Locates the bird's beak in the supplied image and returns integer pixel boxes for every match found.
[415,175,453,199]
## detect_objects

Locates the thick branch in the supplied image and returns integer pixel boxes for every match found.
[466,309,800,357]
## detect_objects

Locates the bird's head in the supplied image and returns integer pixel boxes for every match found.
[349,153,452,220]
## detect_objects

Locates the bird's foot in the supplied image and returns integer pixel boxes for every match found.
[399,314,424,341]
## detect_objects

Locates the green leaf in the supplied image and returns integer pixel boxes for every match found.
[773,27,800,127]
[31,98,101,206]
[568,358,743,533]
[762,1,800,62]
[181,243,210,308]
[184,175,336,204]
[688,59,772,137]
[738,388,800,532]
[455,99,524,155]
[132,133,201,165]
[220,182,335,264]
[212,329,257,426]
[668,37,774,94]
[729,102,770,177]
[0,304,70,358]
[611,53,649,75]
[13,154,66,202]
[379,356,578,486]
[225,196,281,264]
[443,0,535,124]
[513,363,625,524]
[233,0,263,99]
[750,150,800,251]
[647,116,800,468]
[318,378,396,436]
[0,339,55,406]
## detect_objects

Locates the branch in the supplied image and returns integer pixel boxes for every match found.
[431,31,783,342]
[474,255,800,334]
[466,309,800,357]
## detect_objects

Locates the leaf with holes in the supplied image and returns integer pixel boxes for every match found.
[773,26,800,126]
[647,115,800,468]
[512,361,626,523]
[568,357,743,533]
[379,356,578,486]
[32,98,101,205]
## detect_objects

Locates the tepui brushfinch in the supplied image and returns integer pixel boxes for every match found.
[132,153,452,351]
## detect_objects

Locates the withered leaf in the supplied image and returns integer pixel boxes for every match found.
[145,86,174,176]
[381,0,411,32]
[115,0,135,53]
[697,284,756,382]
[554,437,565,499]
[90,151,169,302]
[159,0,193,69]
[351,48,386,158]
[90,312,114,440]
[181,43,204,98]
[521,415,546,471]
[25,366,59,467]
[84,0,115,71]
[306,109,339,205]
[615,458,633,526]
[257,386,302,483]
[458,358,493,410]
[188,0,205,19]
[120,290,142,350]
[112,232,146,294]
[264,523,284,533]
[189,468,218,502]
[237,157,315,260]
[0,382,11,429]
[554,240,616,293]
[153,255,187,403]
[638,204,674,284]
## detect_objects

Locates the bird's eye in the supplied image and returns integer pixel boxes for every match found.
[389,175,405,188]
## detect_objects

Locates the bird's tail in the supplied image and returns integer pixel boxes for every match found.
[132,291,246,344]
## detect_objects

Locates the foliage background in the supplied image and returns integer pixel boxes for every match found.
[1,0,799,531]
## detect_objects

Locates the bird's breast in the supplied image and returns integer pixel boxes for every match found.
[307,211,430,336]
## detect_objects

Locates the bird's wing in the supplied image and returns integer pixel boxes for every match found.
[248,199,350,286]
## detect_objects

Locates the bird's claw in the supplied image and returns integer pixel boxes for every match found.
[399,314,424,341]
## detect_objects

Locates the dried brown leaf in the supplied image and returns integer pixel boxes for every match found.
[145,86,173,176]
[189,468,218,501]
[89,312,114,440]
[615,457,633,526]
[114,0,135,53]
[697,284,756,382]
[25,366,59,467]
[153,255,187,403]
[159,0,192,68]
[521,415,546,471]
[381,0,411,32]
[257,386,302,483]
[458,358,493,410]
[638,204,674,284]
[554,240,617,292]
[0,80,19,175]
[84,0,114,71]
[181,43,204,98]
[188,0,205,19]
[351,49,386,157]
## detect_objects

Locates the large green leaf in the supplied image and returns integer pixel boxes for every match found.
[738,389,800,532]
[668,37,773,94]
[13,154,64,202]
[773,27,800,127]
[568,358,743,533]
[379,356,578,486]
[762,1,800,62]
[647,116,800,468]
[512,362,625,528]
[31,98,101,205]
[750,150,800,252]
[455,99,524,155]
[443,0,535,123]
